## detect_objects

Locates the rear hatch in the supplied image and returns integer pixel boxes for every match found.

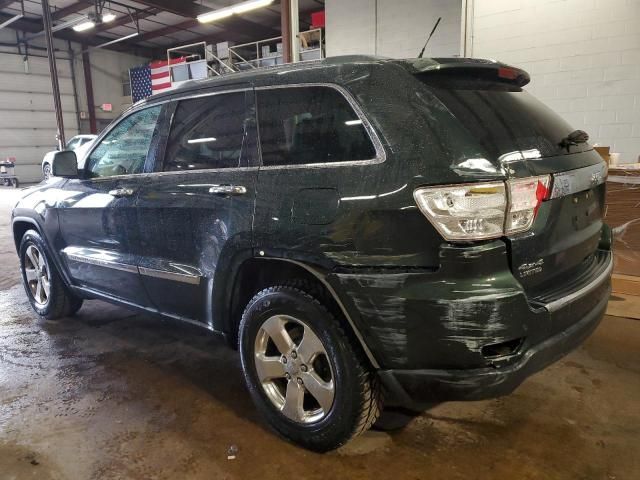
[409,58,608,295]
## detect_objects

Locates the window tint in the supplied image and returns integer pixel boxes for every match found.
[86,106,161,178]
[257,86,376,166]
[418,74,590,159]
[164,92,255,171]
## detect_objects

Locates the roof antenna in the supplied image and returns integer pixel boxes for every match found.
[417,17,442,58]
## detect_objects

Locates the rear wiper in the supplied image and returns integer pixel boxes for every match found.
[559,129,589,151]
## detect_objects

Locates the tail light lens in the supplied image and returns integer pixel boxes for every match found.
[505,176,550,234]
[413,182,506,241]
[414,175,550,241]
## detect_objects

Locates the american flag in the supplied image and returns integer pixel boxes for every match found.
[129,57,186,103]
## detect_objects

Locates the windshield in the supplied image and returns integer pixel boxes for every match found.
[418,75,592,162]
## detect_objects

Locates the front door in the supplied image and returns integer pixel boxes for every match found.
[135,88,259,325]
[57,105,166,304]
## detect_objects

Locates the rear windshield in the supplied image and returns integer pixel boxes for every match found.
[418,74,591,161]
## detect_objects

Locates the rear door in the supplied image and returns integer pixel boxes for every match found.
[135,87,259,325]
[57,105,166,304]
[252,85,383,263]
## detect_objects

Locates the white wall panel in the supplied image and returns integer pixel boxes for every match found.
[471,0,640,164]
[0,53,74,78]
[0,72,75,95]
[325,0,462,59]
[0,129,59,147]
[0,91,76,112]
[0,111,77,130]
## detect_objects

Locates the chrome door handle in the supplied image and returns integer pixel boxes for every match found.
[208,185,247,196]
[109,187,136,197]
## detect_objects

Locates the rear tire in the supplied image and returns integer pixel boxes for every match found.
[239,285,381,452]
[19,230,83,320]
[42,163,51,181]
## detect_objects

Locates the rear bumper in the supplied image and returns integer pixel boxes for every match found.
[328,239,612,409]
[378,288,609,408]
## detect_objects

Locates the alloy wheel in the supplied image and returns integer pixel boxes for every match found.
[254,315,335,423]
[43,164,51,180]
[24,245,50,306]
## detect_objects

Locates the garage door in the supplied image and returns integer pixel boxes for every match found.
[0,53,78,183]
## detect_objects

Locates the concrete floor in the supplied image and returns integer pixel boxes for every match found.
[1,188,639,480]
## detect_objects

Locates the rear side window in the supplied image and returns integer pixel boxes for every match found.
[257,86,376,166]
[164,92,256,171]
[419,74,590,160]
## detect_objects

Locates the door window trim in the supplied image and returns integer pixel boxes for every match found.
[81,83,386,180]
[160,84,387,170]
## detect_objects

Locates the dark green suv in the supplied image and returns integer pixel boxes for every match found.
[12,56,612,451]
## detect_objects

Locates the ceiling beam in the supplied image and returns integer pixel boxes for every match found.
[0,12,156,57]
[136,18,198,42]
[133,0,280,38]
[131,0,207,18]
[93,8,160,33]
[51,1,90,22]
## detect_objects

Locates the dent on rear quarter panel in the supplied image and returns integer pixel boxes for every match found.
[333,273,411,364]
[329,241,533,370]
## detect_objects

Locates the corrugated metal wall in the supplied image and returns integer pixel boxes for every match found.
[0,53,78,183]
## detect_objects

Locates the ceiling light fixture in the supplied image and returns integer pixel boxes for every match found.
[197,0,274,23]
[73,20,96,32]
[102,12,117,23]
[51,15,89,33]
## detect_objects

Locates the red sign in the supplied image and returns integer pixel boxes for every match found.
[101,103,113,112]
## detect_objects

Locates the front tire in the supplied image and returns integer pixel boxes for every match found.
[19,230,83,319]
[239,285,381,452]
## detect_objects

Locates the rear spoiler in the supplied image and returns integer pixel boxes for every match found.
[405,58,531,87]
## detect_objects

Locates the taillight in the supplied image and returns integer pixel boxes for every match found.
[413,182,506,241]
[414,175,550,241]
[505,176,550,234]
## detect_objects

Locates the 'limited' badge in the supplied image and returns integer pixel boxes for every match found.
[518,258,544,277]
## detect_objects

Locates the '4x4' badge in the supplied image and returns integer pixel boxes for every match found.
[518,259,544,277]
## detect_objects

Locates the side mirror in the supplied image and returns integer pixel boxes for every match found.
[52,150,78,178]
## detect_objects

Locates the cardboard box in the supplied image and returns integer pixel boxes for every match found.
[594,146,610,164]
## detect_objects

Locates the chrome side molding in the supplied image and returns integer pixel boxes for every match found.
[63,247,201,285]
[138,266,201,285]
[63,247,138,274]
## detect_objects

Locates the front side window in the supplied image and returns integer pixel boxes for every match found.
[86,106,162,178]
[257,86,376,166]
[164,92,255,171]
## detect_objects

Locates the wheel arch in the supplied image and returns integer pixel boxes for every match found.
[12,217,41,252]
[12,216,76,293]
[222,256,380,369]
